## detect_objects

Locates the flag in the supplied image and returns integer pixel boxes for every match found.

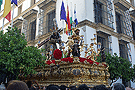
[60,1,67,21]
[3,0,11,22]
[70,2,73,35]
[74,4,78,26]
[66,5,71,35]
[0,0,2,10]
[11,0,17,6]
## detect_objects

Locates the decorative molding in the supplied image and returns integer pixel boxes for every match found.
[38,0,56,10]
[19,59,110,88]
[77,19,97,29]
[118,33,132,42]
[22,9,38,19]
[13,19,23,27]
[131,16,135,22]
[114,0,131,11]
[27,32,52,47]
[96,23,115,36]
[130,39,135,45]
[77,20,118,37]
[130,10,135,17]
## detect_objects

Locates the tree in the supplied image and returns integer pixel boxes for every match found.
[97,53,134,86]
[0,27,46,84]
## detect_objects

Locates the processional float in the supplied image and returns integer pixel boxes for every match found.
[19,19,110,88]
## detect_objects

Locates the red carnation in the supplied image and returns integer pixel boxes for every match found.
[53,49,62,59]
[52,60,56,65]
[95,62,99,65]
[87,59,94,64]
[67,57,73,63]
[61,58,68,62]
[46,60,52,65]
[79,57,86,63]
[102,63,107,67]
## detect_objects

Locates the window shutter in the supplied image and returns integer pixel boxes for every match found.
[127,43,132,63]
[108,36,112,55]
[124,10,133,37]
[22,19,28,40]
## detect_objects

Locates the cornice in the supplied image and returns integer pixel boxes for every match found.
[96,23,115,36]
[77,20,119,38]
[22,9,38,19]
[38,0,56,10]
[77,19,97,29]
[130,10,135,17]
[113,0,131,11]
[77,20,118,37]
[130,16,135,23]
[130,39,135,45]
[13,19,23,26]
[118,33,132,42]
[27,32,52,46]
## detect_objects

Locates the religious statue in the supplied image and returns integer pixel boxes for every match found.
[72,29,81,57]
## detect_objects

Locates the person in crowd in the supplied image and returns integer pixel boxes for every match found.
[69,85,77,90]
[45,84,60,90]
[26,81,39,90]
[60,85,68,90]
[126,87,132,90]
[6,80,29,90]
[92,85,108,90]
[78,84,89,90]
[112,83,125,90]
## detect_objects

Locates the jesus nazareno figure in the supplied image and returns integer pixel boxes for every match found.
[72,29,81,57]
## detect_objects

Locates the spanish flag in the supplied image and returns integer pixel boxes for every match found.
[3,0,11,22]
[66,5,71,35]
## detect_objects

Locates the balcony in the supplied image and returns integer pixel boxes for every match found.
[118,33,132,42]
[130,10,135,17]
[96,23,115,36]
[22,9,38,19]
[38,0,56,10]
[114,0,131,11]
[13,19,23,27]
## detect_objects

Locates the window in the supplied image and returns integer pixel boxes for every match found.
[47,10,55,33]
[130,0,134,6]
[132,21,135,40]
[119,41,128,60]
[38,0,56,36]
[115,7,133,37]
[18,5,22,15]
[116,12,122,34]
[31,0,36,6]
[97,35,109,53]
[94,0,103,24]
[22,16,37,41]
[30,20,36,40]
[38,9,56,35]
[94,0,114,28]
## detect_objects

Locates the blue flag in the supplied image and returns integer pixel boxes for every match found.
[11,0,17,6]
[60,1,67,21]
[74,9,78,25]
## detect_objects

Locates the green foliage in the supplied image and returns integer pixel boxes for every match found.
[97,53,134,82]
[0,27,46,81]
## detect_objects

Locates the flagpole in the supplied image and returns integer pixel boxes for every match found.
[70,2,72,35]
[62,20,64,58]
[11,3,15,30]
[2,17,5,32]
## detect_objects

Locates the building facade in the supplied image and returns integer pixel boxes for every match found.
[0,0,135,88]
